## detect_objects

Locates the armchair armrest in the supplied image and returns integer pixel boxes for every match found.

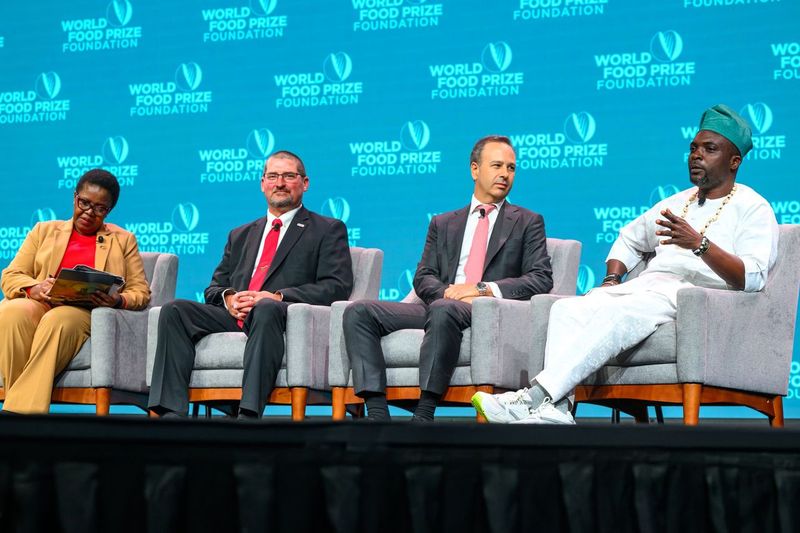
[90,307,151,392]
[676,287,792,395]
[327,301,353,388]
[286,303,333,389]
[145,306,163,387]
[470,298,533,389]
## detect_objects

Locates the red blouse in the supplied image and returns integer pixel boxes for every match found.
[57,230,97,273]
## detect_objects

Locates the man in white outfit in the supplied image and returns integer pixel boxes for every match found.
[472,104,779,424]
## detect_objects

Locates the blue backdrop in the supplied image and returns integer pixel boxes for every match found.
[1,0,799,417]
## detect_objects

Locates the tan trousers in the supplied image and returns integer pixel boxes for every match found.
[0,298,90,414]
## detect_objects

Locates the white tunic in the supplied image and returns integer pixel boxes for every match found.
[535,183,779,401]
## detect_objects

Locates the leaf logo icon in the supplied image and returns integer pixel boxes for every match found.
[176,63,203,91]
[576,265,595,295]
[564,112,596,143]
[251,0,278,16]
[103,136,129,164]
[650,31,683,62]
[400,120,431,151]
[481,42,513,73]
[172,203,200,232]
[742,102,773,135]
[246,128,275,159]
[323,52,353,82]
[322,197,351,223]
[107,0,133,26]
[36,72,62,100]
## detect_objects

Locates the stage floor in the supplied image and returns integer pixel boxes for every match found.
[0,415,799,532]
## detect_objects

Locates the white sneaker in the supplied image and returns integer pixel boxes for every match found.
[471,388,533,423]
[510,398,576,425]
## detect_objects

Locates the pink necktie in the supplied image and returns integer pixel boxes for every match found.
[239,219,282,327]
[464,204,496,283]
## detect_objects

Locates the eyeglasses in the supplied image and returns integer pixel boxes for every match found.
[75,194,111,216]
[263,172,304,182]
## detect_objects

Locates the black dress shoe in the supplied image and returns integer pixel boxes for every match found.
[160,411,186,419]
[236,409,259,421]
[410,415,433,423]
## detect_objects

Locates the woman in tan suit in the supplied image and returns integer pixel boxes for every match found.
[0,169,150,414]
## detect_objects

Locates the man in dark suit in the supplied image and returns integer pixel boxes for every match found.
[343,135,553,421]
[148,150,353,419]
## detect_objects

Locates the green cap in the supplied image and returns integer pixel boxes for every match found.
[698,104,753,156]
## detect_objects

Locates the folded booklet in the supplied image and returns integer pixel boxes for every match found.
[48,265,125,307]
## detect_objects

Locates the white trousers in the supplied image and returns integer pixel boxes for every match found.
[535,276,683,402]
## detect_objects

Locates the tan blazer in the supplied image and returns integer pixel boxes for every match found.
[1,220,151,310]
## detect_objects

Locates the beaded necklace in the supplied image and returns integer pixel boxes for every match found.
[679,184,737,236]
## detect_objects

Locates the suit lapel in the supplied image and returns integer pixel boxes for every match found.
[242,217,268,286]
[94,225,112,271]
[446,207,469,283]
[46,221,73,276]
[264,207,309,285]
[484,203,519,274]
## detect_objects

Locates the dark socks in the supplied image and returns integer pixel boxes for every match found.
[413,391,440,421]
[364,393,390,421]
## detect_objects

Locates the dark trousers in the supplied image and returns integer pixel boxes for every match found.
[342,299,472,396]
[147,298,289,416]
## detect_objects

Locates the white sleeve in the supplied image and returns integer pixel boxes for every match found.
[733,201,779,292]
[606,205,660,272]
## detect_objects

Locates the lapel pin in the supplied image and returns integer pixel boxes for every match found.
[297,223,305,228]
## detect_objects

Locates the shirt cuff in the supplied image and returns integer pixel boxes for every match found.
[221,288,236,310]
[486,282,503,299]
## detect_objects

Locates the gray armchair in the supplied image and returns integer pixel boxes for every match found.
[145,247,383,420]
[0,252,179,414]
[532,225,800,426]
[328,238,582,420]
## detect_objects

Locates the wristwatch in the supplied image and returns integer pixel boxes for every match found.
[476,282,489,296]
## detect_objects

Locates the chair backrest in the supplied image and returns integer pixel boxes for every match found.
[546,238,582,296]
[139,252,179,307]
[762,225,800,343]
[348,247,383,300]
[398,237,582,302]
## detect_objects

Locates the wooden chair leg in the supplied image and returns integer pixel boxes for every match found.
[95,388,111,416]
[290,387,308,421]
[191,403,199,418]
[770,395,784,428]
[655,406,665,424]
[682,383,701,425]
[148,409,159,418]
[332,387,346,421]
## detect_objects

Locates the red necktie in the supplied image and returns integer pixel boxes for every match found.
[238,218,282,327]
[464,204,497,283]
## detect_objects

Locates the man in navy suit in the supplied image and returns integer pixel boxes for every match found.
[148,150,353,419]
[343,135,553,421]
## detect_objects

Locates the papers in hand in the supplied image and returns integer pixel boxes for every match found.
[48,265,125,307]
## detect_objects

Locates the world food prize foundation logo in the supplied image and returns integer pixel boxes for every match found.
[512,112,608,170]
[126,203,209,256]
[380,268,415,301]
[576,265,596,295]
[321,197,361,246]
[679,102,785,162]
[55,135,139,189]
[351,0,443,32]
[198,128,275,184]
[129,63,213,117]
[787,361,800,401]
[429,42,524,100]
[350,120,441,177]
[0,209,57,261]
[592,187,655,244]
[0,35,5,48]
[512,0,608,21]
[595,30,695,91]
[200,0,288,43]
[771,42,800,81]
[0,72,71,125]
[684,0,781,9]
[273,52,363,109]
[61,0,142,53]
